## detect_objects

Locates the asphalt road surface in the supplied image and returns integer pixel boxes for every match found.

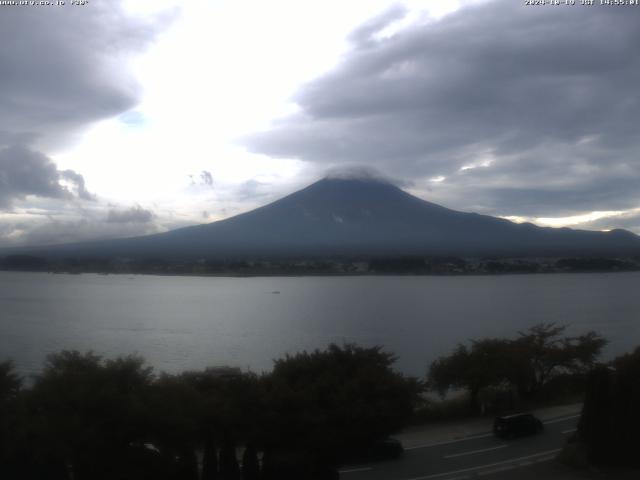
[339,413,580,480]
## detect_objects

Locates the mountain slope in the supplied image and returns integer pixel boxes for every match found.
[8,177,640,259]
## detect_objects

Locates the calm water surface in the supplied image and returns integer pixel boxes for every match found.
[1,271,639,377]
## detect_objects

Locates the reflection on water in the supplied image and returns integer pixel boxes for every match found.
[1,271,639,377]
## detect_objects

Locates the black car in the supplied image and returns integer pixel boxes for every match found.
[493,413,544,438]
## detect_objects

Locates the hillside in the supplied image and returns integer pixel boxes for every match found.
[3,177,640,260]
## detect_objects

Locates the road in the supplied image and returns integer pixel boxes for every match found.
[339,413,580,480]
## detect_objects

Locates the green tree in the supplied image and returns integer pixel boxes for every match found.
[262,344,422,466]
[428,339,512,413]
[146,373,201,480]
[428,324,607,412]
[28,351,157,480]
[0,361,21,402]
[511,323,607,398]
[180,367,261,479]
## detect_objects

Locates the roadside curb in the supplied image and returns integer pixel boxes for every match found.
[398,403,582,449]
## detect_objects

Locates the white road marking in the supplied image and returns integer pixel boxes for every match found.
[405,448,561,480]
[562,428,577,434]
[443,444,508,459]
[543,414,580,425]
[405,433,493,450]
[405,412,580,452]
[339,466,373,474]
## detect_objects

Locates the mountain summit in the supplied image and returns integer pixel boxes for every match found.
[11,177,640,259]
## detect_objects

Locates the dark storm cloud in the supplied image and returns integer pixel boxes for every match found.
[107,205,155,224]
[428,147,640,217]
[0,2,177,151]
[245,0,640,218]
[0,1,177,245]
[0,145,93,207]
[60,170,95,201]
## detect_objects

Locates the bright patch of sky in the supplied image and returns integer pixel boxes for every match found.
[503,210,640,231]
[52,0,484,224]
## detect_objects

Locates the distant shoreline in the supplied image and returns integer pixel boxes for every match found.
[2,252,640,278]
[2,265,639,279]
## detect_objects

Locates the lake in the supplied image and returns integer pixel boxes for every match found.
[1,271,639,378]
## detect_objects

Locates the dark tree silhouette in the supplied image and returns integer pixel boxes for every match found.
[201,436,219,480]
[180,367,261,479]
[511,323,607,398]
[0,361,21,401]
[0,361,23,479]
[241,444,260,480]
[262,343,422,467]
[579,347,640,466]
[428,339,513,413]
[146,373,201,480]
[219,437,241,480]
[428,324,607,412]
[23,351,158,480]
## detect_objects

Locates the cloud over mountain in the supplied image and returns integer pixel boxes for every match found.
[244,0,640,222]
[107,206,155,224]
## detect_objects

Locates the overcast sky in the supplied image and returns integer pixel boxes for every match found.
[1,0,639,247]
